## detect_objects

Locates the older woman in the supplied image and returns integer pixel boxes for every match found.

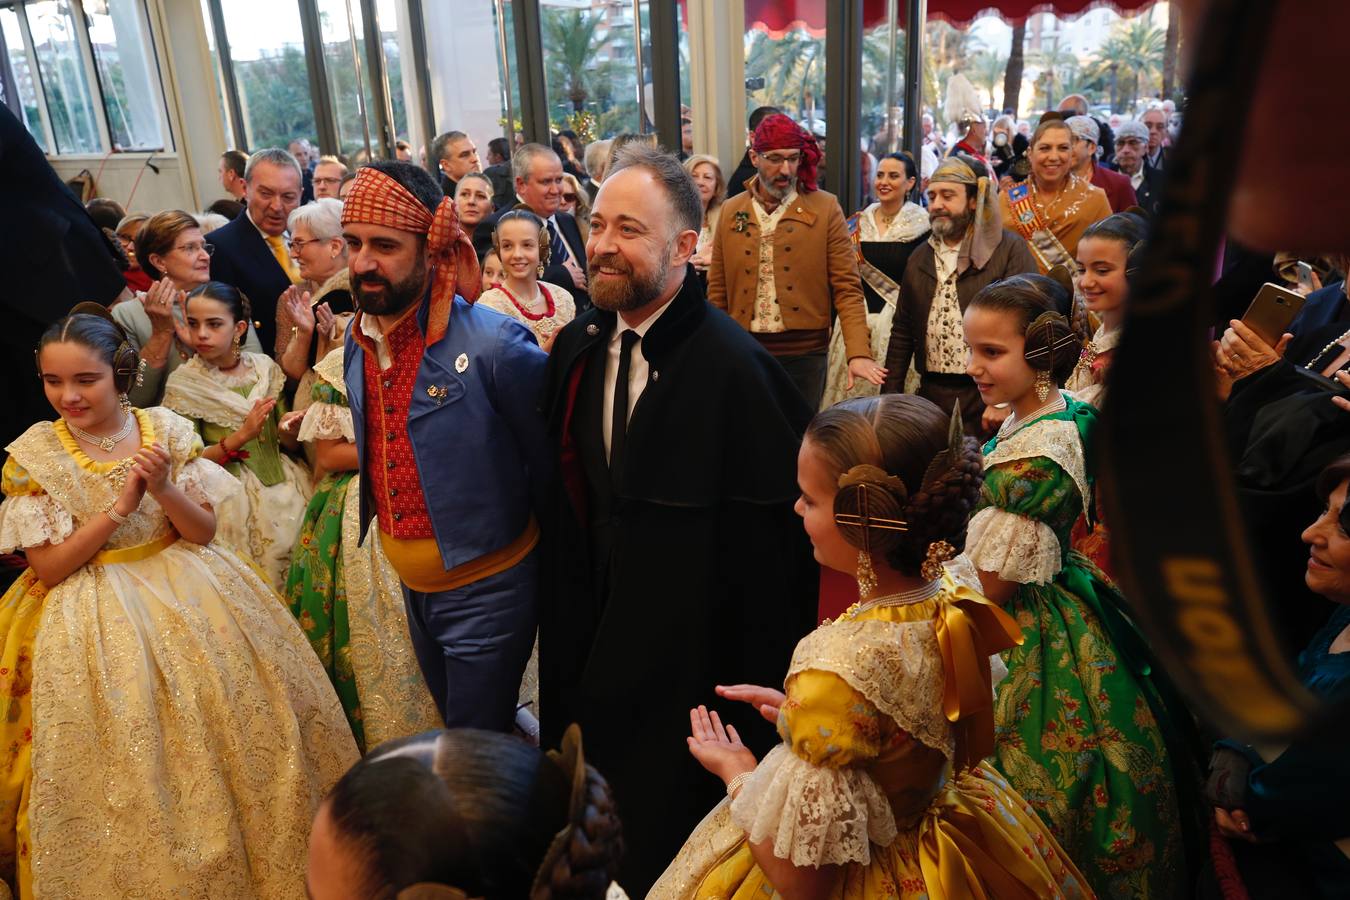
[277,198,353,384]
[1205,455,1350,898]
[114,213,152,293]
[682,153,725,277]
[999,118,1111,273]
[453,172,494,233]
[112,209,263,406]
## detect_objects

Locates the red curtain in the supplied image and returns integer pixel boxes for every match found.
[678,0,1160,34]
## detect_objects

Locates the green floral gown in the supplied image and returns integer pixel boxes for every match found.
[283,347,441,754]
[965,393,1190,899]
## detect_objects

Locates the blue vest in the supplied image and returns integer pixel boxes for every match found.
[345,296,551,571]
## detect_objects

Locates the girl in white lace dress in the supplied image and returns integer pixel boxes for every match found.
[161,282,312,587]
[0,308,356,899]
[651,395,1089,899]
[475,210,575,353]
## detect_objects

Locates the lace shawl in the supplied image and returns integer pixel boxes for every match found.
[985,414,1089,511]
[161,352,286,430]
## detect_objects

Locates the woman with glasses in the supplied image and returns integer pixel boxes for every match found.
[559,172,592,241]
[276,199,354,392]
[114,213,152,293]
[112,209,263,407]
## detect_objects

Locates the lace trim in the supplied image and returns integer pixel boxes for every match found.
[178,457,242,509]
[297,402,354,442]
[0,491,73,552]
[985,415,1089,508]
[965,506,1063,585]
[731,744,897,867]
[313,346,347,396]
[788,618,953,759]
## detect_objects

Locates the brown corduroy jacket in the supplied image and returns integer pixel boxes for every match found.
[706,181,872,361]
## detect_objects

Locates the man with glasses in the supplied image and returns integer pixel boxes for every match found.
[1113,119,1161,217]
[311,155,348,200]
[707,113,881,408]
[206,147,304,349]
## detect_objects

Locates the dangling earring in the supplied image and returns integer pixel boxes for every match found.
[232,333,243,362]
[118,392,132,415]
[1034,369,1052,403]
[536,263,545,278]
[135,358,147,387]
[855,549,878,599]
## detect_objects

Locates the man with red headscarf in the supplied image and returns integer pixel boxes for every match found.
[341,160,551,731]
[707,113,883,408]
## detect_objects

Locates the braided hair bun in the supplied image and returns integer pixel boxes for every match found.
[530,762,624,900]
[807,395,984,578]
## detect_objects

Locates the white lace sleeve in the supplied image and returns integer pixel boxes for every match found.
[0,493,74,552]
[177,457,242,509]
[729,743,897,867]
[964,505,1062,585]
[297,401,355,442]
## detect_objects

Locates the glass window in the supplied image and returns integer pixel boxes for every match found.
[0,5,47,150]
[540,0,643,141]
[81,0,169,151]
[373,0,406,148]
[419,0,513,161]
[218,0,314,152]
[317,0,379,159]
[743,19,825,137]
[198,0,235,148]
[26,0,101,153]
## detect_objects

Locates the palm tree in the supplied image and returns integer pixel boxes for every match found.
[1003,21,1027,115]
[541,9,617,116]
[922,20,983,130]
[744,29,826,121]
[969,49,1009,110]
[1096,17,1165,110]
[1162,5,1181,100]
[1028,39,1078,108]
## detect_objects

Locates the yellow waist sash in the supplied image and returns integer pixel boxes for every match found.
[381,517,539,594]
[91,529,179,565]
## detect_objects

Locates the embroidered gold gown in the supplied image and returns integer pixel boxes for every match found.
[650,576,1092,899]
[0,407,358,899]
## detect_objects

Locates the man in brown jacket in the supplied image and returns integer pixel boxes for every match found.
[881,155,1037,435]
[707,114,883,408]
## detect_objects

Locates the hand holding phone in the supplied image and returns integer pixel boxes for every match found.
[1241,283,1305,347]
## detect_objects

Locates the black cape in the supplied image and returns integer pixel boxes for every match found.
[538,268,818,892]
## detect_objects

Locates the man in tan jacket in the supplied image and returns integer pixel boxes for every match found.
[707,114,883,407]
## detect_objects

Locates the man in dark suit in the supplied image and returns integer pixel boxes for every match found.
[206,148,303,351]
[430,130,479,199]
[475,143,591,311]
[0,105,126,448]
[1112,120,1163,217]
[483,137,514,210]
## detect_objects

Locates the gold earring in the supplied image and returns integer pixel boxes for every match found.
[118,392,132,414]
[1034,369,1052,403]
[536,263,545,278]
[233,333,243,361]
[856,549,878,598]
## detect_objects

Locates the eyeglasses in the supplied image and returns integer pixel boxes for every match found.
[561,193,577,203]
[174,241,214,256]
[759,153,802,166]
[289,237,326,253]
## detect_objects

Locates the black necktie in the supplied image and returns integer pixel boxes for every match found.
[547,219,569,265]
[609,330,641,484]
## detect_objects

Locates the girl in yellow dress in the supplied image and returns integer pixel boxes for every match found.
[161,281,312,588]
[0,307,357,899]
[651,395,1091,899]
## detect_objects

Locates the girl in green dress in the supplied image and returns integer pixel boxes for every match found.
[279,345,441,753]
[961,271,1195,899]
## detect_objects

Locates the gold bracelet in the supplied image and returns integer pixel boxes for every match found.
[106,505,130,526]
[727,771,754,798]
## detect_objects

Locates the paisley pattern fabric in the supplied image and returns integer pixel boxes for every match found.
[973,396,1187,899]
[284,358,441,754]
[0,408,357,899]
[651,583,1092,899]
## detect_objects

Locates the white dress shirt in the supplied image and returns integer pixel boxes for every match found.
[602,295,678,459]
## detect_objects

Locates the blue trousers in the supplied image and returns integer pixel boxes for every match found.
[402,549,538,731]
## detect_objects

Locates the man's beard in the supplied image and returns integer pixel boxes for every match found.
[589,247,671,313]
[759,174,792,201]
[930,208,972,240]
[353,257,428,316]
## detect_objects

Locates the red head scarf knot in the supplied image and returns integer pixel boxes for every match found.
[342,166,481,345]
[752,113,822,193]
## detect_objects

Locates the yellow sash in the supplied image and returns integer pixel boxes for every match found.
[90,529,179,565]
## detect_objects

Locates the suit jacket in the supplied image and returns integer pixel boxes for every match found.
[483,162,515,210]
[1090,162,1139,213]
[725,149,756,199]
[1133,165,1163,218]
[882,229,1037,391]
[707,182,872,360]
[0,105,125,447]
[206,213,293,350]
[475,206,591,311]
[344,295,551,569]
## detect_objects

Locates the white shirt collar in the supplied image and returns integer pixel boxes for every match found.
[246,208,288,241]
[610,292,678,346]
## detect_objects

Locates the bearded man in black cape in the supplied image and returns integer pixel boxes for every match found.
[539,143,818,893]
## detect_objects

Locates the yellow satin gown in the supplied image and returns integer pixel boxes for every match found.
[650,577,1093,899]
[0,407,358,899]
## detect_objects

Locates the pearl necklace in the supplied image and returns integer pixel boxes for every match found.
[828,579,943,624]
[1000,393,1066,439]
[1306,327,1350,370]
[67,412,133,452]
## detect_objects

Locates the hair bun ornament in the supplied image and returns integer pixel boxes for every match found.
[921,540,957,581]
[834,464,910,554]
[1023,310,1082,372]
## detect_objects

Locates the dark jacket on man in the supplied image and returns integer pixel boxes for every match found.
[725,148,756,198]
[483,161,515,210]
[1132,164,1164,218]
[206,212,294,350]
[538,267,817,894]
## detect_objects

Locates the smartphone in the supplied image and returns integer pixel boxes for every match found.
[1297,261,1316,292]
[1240,283,1306,346]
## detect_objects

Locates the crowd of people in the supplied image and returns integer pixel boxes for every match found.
[0,34,1347,897]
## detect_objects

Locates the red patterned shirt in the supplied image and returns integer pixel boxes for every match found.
[355,309,434,539]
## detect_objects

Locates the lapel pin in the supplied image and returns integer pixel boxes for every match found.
[651,370,660,382]
[586,324,599,336]
[455,353,469,373]
[427,384,448,405]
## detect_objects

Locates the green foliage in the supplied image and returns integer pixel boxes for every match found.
[744,28,825,122]
[542,6,633,131]
[235,44,315,151]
